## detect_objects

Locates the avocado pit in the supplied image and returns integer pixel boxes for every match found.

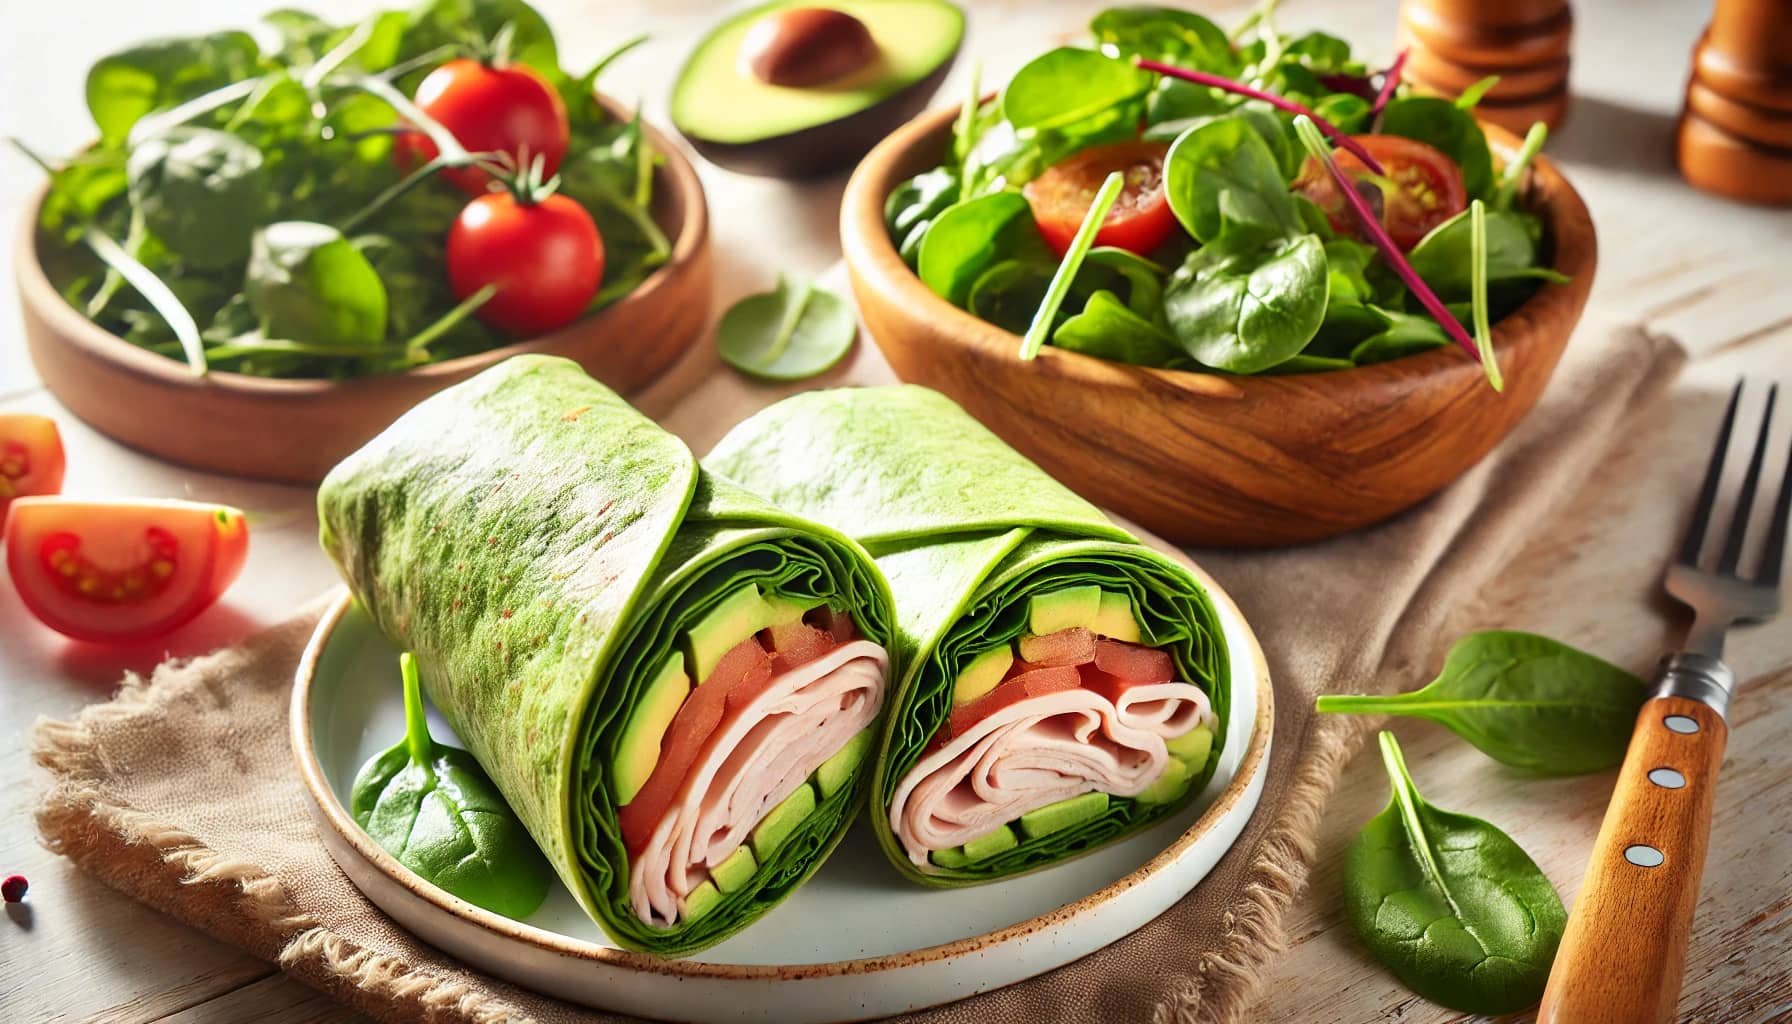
[740,7,880,88]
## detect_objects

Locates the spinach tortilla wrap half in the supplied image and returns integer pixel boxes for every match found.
[318,356,897,954]
[707,385,1228,885]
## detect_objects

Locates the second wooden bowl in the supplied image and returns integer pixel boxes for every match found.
[842,106,1596,547]
[14,101,711,485]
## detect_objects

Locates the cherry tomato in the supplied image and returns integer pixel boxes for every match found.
[1294,134,1467,251]
[5,498,248,643]
[1023,141,1176,258]
[403,58,569,195]
[448,191,604,336]
[0,415,66,519]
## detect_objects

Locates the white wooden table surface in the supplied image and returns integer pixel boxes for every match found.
[2,2,1789,1022]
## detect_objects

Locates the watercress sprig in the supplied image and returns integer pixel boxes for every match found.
[1020,171,1124,360]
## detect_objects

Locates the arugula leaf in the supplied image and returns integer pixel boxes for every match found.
[1317,631,1646,774]
[1163,233,1328,373]
[1343,731,1566,1014]
[351,653,553,919]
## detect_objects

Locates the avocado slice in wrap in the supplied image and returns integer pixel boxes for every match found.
[707,385,1228,885]
[318,356,897,953]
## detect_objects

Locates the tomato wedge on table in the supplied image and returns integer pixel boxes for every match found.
[0,415,66,517]
[1023,141,1176,258]
[1293,134,1467,251]
[5,499,248,643]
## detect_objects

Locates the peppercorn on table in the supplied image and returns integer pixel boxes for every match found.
[3,1,1791,1022]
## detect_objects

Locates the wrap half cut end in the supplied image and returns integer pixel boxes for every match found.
[319,356,901,956]
[707,385,1232,889]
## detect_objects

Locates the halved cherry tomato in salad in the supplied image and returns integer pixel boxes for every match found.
[5,498,248,643]
[1293,134,1467,251]
[448,190,604,337]
[1023,141,1176,258]
[0,415,66,518]
[400,58,570,195]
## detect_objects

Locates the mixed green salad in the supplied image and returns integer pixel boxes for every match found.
[19,0,667,379]
[885,3,1566,385]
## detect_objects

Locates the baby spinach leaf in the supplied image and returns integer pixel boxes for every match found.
[1378,96,1494,200]
[1408,207,1568,298]
[1163,233,1328,373]
[1055,289,1185,366]
[885,169,961,267]
[85,31,262,147]
[1082,247,1167,316]
[1164,114,1301,245]
[1348,308,1454,365]
[1344,731,1566,1014]
[398,0,560,82]
[917,191,1047,306]
[1318,631,1647,774]
[352,654,552,919]
[245,221,388,346]
[967,260,1053,336]
[1001,47,1154,133]
[126,127,268,269]
[1091,7,1234,70]
[716,275,857,381]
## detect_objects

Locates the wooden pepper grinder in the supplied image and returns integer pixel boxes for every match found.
[1395,0,1572,134]
[1677,0,1792,204]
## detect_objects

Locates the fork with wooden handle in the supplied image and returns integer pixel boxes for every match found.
[1538,382,1789,1024]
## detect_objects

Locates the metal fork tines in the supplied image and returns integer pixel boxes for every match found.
[1665,380,1791,666]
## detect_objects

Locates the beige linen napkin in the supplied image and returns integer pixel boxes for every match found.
[34,319,1682,1024]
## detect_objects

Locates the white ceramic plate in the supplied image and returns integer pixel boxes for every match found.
[292,549,1273,1023]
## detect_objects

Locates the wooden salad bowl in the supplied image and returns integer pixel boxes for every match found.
[841,105,1597,547]
[14,100,711,485]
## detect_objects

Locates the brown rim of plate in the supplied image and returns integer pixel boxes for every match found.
[15,95,708,397]
[289,561,1275,981]
[839,98,1595,393]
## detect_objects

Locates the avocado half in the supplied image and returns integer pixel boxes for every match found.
[671,0,964,178]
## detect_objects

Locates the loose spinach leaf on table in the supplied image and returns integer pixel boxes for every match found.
[1318,631,1648,774]
[351,653,552,919]
[1344,732,1566,1015]
[1163,114,1302,246]
[1163,233,1328,373]
[245,221,388,346]
[125,127,268,269]
[716,275,857,381]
